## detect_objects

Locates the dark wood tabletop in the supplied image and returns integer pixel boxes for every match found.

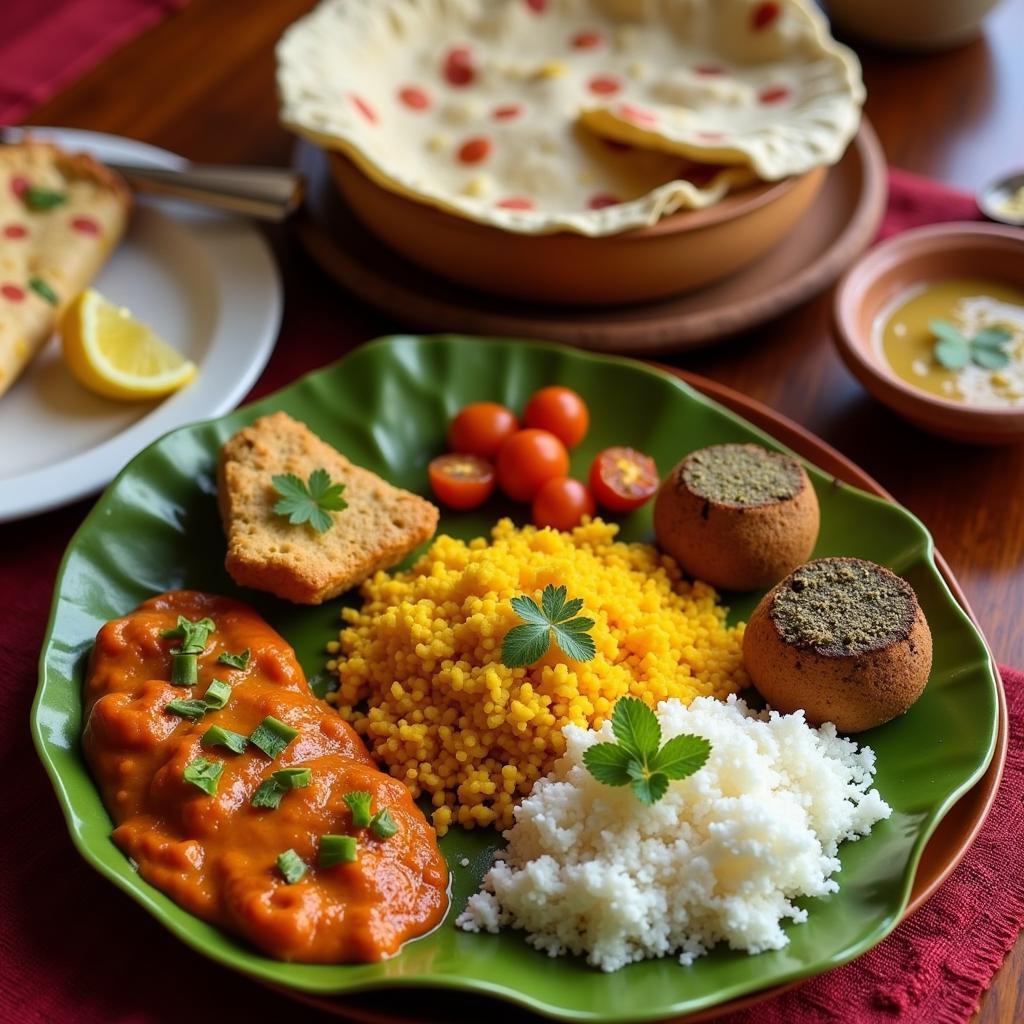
[25,0,1024,1020]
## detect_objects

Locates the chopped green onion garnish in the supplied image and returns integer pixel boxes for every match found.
[272,767,311,790]
[28,276,58,306]
[369,808,399,840]
[183,756,223,796]
[249,715,298,759]
[344,790,373,828]
[161,615,216,655]
[201,725,248,754]
[252,779,285,809]
[276,849,307,884]
[170,652,198,687]
[319,834,358,867]
[165,698,208,721]
[203,679,232,709]
[24,186,68,211]
[217,648,251,670]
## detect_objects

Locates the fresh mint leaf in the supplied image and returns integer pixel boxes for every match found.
[972,345,1010,370]
[934,334,970,370]
[582,743,634,786]
[930,319,967,346]
[611,697,661,761]
[272,470,347,534]
[500,586,597,668]
[973,327,1013,349]
[651,734,712,779]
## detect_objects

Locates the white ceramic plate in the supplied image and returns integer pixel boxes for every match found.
[0,126,282,522]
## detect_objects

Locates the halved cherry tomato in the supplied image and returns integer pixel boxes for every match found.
[523,386,589,449]
[589,446,659,513]
[496,428,570,502]
[428,453,495,510]
[532,477,595,531]
[447,401,519,459]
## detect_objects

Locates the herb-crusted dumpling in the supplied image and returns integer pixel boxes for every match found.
[742,557,932,732]
[653,443,819,591]
[217,412,439,604]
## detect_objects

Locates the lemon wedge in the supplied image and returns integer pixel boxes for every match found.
[61,289,197,401]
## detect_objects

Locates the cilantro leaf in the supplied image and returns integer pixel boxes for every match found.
[583,697,712,806]
[272,470,347,534]
[500,585,597,668]
[611,697,661,760]
[651,734,712,779]
[581,742,633,786]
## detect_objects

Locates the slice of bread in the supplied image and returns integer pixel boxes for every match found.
[218,412,438,604]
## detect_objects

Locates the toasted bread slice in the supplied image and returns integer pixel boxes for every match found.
[218,412,439,604]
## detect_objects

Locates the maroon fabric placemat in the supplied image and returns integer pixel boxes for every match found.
[0,0,186,125]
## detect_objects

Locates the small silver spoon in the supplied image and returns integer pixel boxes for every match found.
[1,128,303,221]
[978,170,1024,227]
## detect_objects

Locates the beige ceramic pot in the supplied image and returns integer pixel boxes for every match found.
[825,0,1001,51]
[329,153,826,307]
[833,223,1024,444]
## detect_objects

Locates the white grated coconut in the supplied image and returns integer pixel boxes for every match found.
[457,695,891,972]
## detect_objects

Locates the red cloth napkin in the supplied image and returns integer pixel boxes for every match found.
[0,0,187,125]
[0,106,1014,1023]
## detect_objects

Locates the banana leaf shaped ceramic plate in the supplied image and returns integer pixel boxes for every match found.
[33,336,1001,1023]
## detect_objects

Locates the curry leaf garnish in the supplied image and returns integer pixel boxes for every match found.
[501,585,596,668]
[272,469,347,533]
[583,697,711,806]
[931,319,1013,371]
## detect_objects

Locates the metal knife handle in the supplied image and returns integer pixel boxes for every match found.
[104,162,304,222]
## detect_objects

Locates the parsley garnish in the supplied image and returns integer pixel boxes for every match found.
[28,276,58,306]
[272,469,347,534]
[582,697,711,805]
[931,319,1014,371]
[217,649,251,670]
[24,186,68,211]
[501,584,596,668]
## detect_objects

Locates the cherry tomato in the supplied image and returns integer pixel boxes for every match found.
[532,477,595,531]
[447,402,519,459]
[523,386,590,449]
[589,446,659,513]
[428,454,495,510]
[496,429,570,502]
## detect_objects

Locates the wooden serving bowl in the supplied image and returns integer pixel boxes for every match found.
[833,223,1024,444]
[329,152,826,306]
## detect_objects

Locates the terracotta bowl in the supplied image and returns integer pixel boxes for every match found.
[328,152,826,306]
[833,222,1024,444]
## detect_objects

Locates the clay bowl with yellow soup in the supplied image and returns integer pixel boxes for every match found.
[329,152,826,307]
[833,223,1024,444]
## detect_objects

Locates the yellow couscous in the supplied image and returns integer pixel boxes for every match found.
[328,518,747,834]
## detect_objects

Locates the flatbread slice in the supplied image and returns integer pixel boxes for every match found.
[218,412,440,604]
[0,140,131,397]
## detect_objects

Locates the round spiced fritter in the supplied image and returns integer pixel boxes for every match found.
[742,557,933,732]
[653,444,820,591]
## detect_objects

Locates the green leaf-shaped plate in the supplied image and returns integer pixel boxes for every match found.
[33,335,999,1022]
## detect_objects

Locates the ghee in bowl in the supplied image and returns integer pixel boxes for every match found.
[875,278,1024,408]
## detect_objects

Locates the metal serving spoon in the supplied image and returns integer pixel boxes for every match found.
[2,128,304,222]
[977,170,1024,227]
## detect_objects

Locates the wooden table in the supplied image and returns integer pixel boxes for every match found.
[26,0,1024,1020]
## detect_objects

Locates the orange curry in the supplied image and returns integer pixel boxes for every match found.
[83,590,449,963]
